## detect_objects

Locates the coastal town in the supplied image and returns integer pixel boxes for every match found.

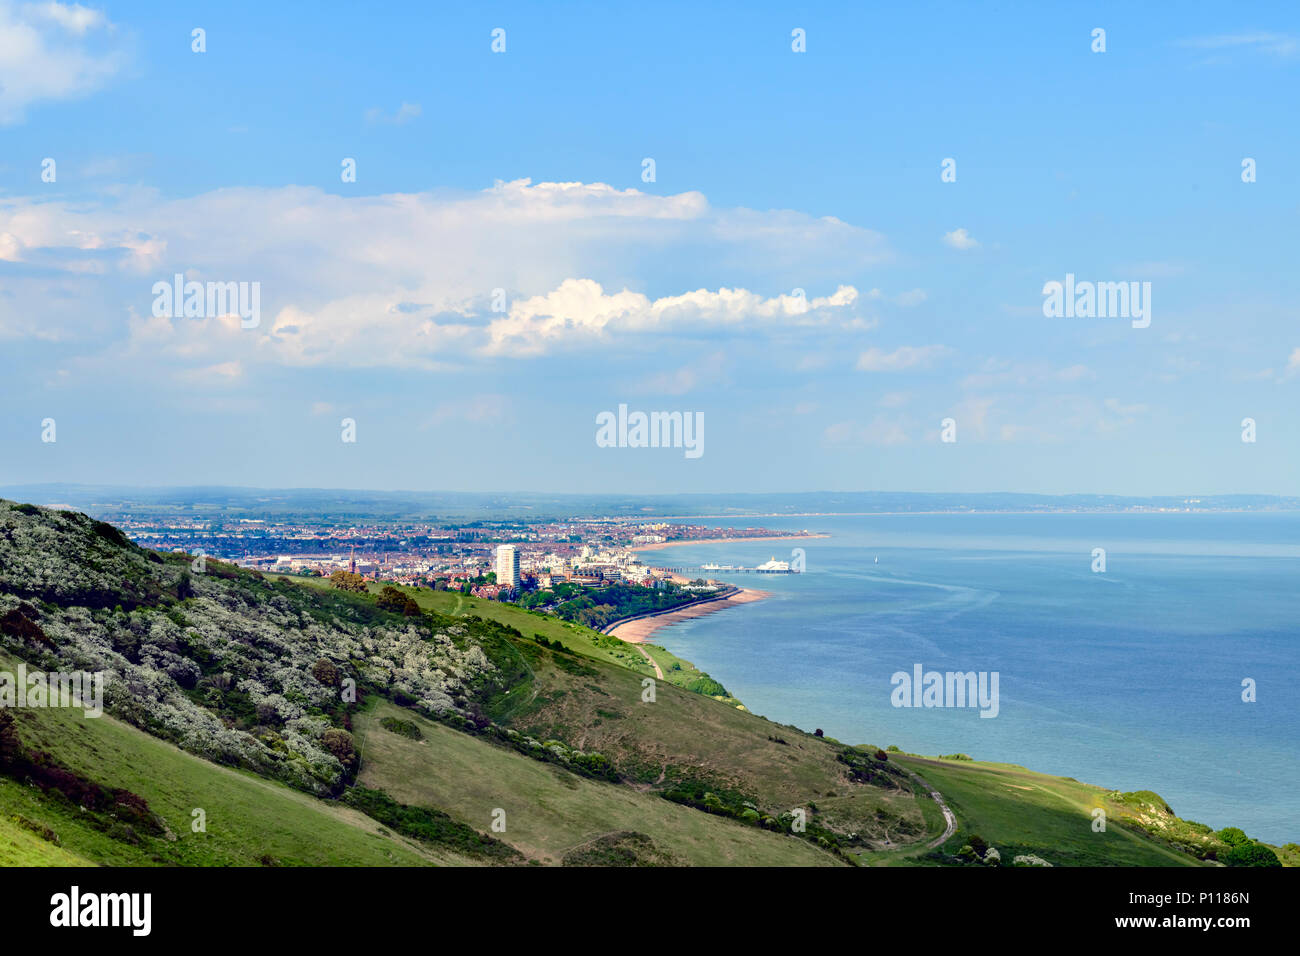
[111,513,817,609]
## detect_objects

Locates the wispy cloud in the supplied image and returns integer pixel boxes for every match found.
[942,228,979,250]
[856,344,951,372]
[1285,347,1300,377]
[364,101,422,125]
[1180,32,1298,58]
[0,0,126,123]
[635,351,728,396]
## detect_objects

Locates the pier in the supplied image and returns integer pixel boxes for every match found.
[650,565,798,574]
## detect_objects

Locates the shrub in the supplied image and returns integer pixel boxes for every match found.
[376,586,421,616]
[311,659,341,687]
[1222,842,1282,868]
[686,676,729,697]
[380,717,423,741]
[1216,826,1250,847]
[343,786,520,862]
[92,521,132,548]
[320,729,357,773]
[12,814,60,846]
[0,712,21,768]
[329,570,369,593]
[0,606,54,648]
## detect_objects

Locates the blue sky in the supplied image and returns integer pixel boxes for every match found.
[2,1,1298,495]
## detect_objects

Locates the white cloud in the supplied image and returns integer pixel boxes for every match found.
[0,1,125,123]
[942,228,979,250]
[179,360,243,385]
[1102,398,1148,427]
[856,344,950,372]
[486,280,858,357]
[1180,33,1298,58]
[365,102,422,125]
[23,1,105,33]
[0,179,881,368]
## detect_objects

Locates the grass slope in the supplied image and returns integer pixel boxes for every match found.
[0,812,93,866]
[890,755,1205,867]
[0,655,477,867]
[309,582,933,853]
[356,699,839,866]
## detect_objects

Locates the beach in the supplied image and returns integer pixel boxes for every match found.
[606,533,816,642]
[606,579,769,644]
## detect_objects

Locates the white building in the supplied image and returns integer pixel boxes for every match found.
[496,544,520,588]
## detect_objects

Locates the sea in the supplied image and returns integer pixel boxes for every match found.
[637,511,1300,844]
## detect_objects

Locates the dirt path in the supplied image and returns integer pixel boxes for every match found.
[904,768,957,848]
[634,644,664,680]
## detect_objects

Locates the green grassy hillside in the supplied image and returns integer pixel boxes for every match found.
[327,581,931,855]
[0,654,476,866]
[888,755,1203,866]
[356,699,838,866]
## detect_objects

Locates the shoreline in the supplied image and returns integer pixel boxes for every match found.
[606,579,770,644]
[611,535,815,642]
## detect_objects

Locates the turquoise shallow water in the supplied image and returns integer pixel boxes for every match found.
[639,512,1300,844]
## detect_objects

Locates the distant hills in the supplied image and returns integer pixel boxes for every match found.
[3,484,1298,522]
